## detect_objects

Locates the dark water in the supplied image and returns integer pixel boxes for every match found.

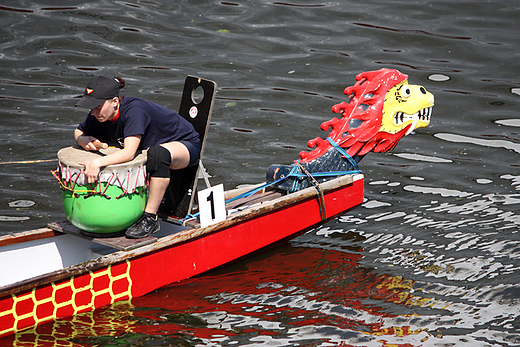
[1,0,520,345]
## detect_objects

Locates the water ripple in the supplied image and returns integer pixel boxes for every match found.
[353,22,473,41]
[435,132,520,154]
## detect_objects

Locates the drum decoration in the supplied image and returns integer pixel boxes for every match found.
[52,146,148,236]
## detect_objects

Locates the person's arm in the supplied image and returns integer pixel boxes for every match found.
[79,135,142,183]
[74,128,101,151]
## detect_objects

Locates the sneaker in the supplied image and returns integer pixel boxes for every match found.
[125,212,160,239]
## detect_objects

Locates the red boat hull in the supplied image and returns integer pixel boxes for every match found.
[0,175,364,337]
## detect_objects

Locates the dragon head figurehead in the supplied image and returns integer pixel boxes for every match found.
[299,68,434,162]
[266,68,434,192]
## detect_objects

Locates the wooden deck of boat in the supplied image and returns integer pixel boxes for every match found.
[167,188,284,227]
[226,189,284,210]
[48,221,157,251]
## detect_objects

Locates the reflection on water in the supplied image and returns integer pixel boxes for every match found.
[8,241,520,346]
[1,0,520,345]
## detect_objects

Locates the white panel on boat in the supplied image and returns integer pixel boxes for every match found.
[0,234,107,287]
[0,241,63,287]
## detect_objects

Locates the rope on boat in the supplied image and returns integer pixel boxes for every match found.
[325,137,361,172]
[295,161,327,221]
[181,139,362,224]
[51,167,147,199]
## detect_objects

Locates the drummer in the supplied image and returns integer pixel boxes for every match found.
[74,75,201,239]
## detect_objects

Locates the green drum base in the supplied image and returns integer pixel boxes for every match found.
[62,184,147,235]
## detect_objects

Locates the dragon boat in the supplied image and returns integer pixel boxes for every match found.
[0,69,434,338]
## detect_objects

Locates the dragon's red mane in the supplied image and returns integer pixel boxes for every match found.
[299,69,409,163]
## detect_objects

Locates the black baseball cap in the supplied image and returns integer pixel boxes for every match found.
[75,76,120,109]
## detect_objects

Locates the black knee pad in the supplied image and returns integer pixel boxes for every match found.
[146,145,171,178]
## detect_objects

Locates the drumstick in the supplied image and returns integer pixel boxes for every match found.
[92,140,108,149]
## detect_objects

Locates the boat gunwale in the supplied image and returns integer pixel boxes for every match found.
[0,227,61,247]
[0,172,362,299]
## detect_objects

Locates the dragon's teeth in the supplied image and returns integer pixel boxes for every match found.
[394,108,432,125]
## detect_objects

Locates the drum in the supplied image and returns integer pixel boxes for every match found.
[54,146,147,236]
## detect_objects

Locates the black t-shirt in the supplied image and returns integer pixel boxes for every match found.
[78,97,199,150]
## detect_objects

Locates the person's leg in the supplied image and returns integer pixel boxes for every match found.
[159,142,191,170]
[144,142,190,214]
[126,142,191,238]
[144,177,170,215]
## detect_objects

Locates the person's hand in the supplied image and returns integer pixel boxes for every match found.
[79,159,101,184]
[77,135,100,151]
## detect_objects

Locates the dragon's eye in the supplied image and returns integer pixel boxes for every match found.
[400,85,411,99]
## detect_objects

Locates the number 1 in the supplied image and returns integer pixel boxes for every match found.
[207,191,216,220]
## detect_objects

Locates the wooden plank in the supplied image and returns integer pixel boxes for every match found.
[165,215,201,228]
[0,228,60,247]
[48,221,157,251]
[226,190,283,210]
[223,183,266,200]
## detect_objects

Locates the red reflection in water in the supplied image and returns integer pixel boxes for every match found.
[2,246,425,346]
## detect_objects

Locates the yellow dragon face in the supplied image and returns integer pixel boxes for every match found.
[380,80,434,135]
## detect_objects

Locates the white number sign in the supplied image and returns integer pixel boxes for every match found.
[198,184,226,227]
